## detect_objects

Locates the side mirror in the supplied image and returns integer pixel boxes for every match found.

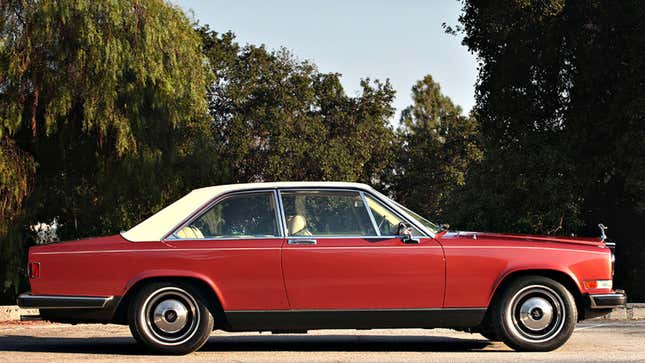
[397,222,420,244]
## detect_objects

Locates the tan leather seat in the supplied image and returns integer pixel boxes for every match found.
[288,215,312,236]
[175,226,205,239]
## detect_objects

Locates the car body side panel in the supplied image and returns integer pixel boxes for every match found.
[281,237,445,309]
[439,235,613,308]
[28,232,614,314]
[29,235,288,310]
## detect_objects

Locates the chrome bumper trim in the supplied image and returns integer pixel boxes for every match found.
[17,293,114,310]
[20,315,43,321]
[589,290,627,309]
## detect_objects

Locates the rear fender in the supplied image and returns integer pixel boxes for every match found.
[122,269,227,308]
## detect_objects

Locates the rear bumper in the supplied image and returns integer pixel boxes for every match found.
[17,292,120,324]
[588,290,627,309]
[17,293,114,309]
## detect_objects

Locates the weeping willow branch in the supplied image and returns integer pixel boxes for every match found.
[0,138,36,230]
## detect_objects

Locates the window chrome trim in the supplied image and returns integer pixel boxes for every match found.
[166,236,285,242]
[285,235,423,239]
[362,191,429,238]
[276,187,430,238]
[276,189,289,238]
[162,185,436,241]
[271,189,284,238]
[361,191,381,236]
[279,188,378,238]
[165,189,284,241]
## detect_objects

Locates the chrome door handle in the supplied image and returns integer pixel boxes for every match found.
[287,239,317,245]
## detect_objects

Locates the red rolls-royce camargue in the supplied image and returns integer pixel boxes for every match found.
[18,182,626,354]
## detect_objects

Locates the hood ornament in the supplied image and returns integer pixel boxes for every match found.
[598,223,608,242]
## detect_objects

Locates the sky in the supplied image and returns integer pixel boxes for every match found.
[173,0,478,123]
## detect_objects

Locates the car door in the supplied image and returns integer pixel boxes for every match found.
[280,189,445,310]
[167,190,289,311]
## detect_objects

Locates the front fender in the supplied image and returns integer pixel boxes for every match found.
[488,265,582,306]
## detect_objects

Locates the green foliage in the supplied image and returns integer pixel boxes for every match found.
[0,0,208,152]
[0,139,35,298]
[200,27,397,183]
[0,139,35,224]
[389,75,482,223]
[452,0,583,234]
[0,0,211,302]
[455,0,645,299]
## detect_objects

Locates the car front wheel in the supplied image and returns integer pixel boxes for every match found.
[128,282,214,355]
[493,276,577,351]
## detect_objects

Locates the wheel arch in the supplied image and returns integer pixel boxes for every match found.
[488,268,586,321]
[113,272,228,328]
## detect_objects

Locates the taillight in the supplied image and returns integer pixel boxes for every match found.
[28,262,40,279]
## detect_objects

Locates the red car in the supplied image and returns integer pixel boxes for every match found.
[18,182,625,354]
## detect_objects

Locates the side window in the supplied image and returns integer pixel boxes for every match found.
[176,192,279,239]
[364,194,422,236]
[281,191,376,236]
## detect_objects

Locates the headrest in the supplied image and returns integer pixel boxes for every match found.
[176,226,204,239]
[288,215,307,235]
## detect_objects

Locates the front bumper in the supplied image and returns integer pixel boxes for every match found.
[588,290,627,309]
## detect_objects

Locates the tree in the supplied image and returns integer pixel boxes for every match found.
[0,139,36,299]
[200,27,397,184]
[389,75,481,222]
[0,0,211,302]
[454,0,645,299]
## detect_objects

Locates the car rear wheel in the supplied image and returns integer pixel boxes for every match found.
[492,276,577,351]
[128,282,214,355]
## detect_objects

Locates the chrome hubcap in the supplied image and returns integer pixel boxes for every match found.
[140,287,200,345]
[519,297,554,331]
[508,285,565,343]
[153,299,189,334]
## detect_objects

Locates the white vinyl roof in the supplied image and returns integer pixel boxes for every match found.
[121,181,372,242]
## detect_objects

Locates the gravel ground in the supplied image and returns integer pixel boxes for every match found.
[0,320,643,362]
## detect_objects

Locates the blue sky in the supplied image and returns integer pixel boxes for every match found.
[173,0,477,122]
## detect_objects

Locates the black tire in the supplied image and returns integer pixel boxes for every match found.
[479,328,502,342]
[492,276,577,351]
[476,314,502,341]
[128,282,214,355]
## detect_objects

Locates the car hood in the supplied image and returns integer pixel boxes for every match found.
[439,231,605,247]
